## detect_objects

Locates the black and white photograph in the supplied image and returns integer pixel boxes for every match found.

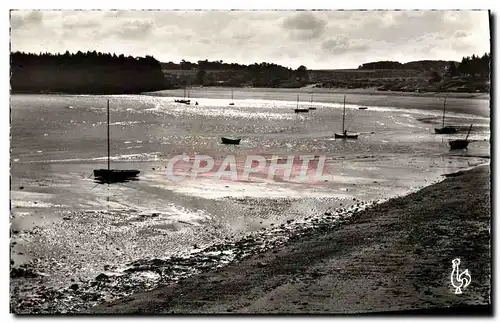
[9,7,491,315]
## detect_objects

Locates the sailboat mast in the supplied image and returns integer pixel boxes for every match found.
[310,93,313,107]
[231,89,234,101]
[107,99,110,171]
[297,94,299,108]
[342,95,346,133]
[442,97,447,128]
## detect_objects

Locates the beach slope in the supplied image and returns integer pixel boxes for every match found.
[89,165,491,314]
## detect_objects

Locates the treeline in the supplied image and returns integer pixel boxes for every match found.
[454,53,490,78]
[358,53,491,79]
[161,59,250,71]
[358,60,455,72]
[162,59,309,88]
[11,51,167,94]
[358,61,405,70]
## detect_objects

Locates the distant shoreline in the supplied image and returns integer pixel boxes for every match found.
[11,87,490,100]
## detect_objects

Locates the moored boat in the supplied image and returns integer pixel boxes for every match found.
[221,137,241,145]
[293,94,308,113]
[449,139,469,150]
[93,100,140,184]
[334,131,359,139]
[229,89,235,105]
[449,124,473,150]
[435,96,457,134]
[435,126,457,134]
[334,95,359,139]
[309,92,316,110]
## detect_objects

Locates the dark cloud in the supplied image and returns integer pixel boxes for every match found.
[62,20,100,29]
[321,36,368,55]
[282,12,327,39]
[10,11,43,29]
[454,30,469,38]
[115,20,155,40]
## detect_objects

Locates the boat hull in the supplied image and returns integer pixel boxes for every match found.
[93,169,140,183]
[174,99,191,104]
[334,133,359,139]
[358,107,368,110]
[435,126,457,134]
[294,109,309,113]
[449,139,469,150]
[221,137,241,145]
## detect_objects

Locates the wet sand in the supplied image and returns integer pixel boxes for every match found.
[89,164,491,314]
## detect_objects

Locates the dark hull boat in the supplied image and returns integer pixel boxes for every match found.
[308,92,316,110]
[229,89,235,105]
[94,169,140,183]
[93,100,140,184]
[435,126,457,134]
[334,132,359,139]
[221,137,241,145]
[175,87,191,104]
[449,139,469,150]
[449,124,473,150]
[435,96,456,134]
[336,95,359,140]
[174,99,191,105]
[293,94,309,113]
[358,106,368,110]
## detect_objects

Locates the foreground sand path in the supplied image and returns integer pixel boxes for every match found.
[89,165,491,314]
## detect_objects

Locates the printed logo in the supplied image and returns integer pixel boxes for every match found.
[450,258,471,294]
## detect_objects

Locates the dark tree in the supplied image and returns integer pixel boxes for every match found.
[447,61,459,77]
[196,69,206,85]
[11,51,168,94]
[295,65,309,81]
[428,70,442,83]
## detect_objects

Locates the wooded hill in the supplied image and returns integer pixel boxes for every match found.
[11,51,166,94]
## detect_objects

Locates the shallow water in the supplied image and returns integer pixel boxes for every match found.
[10,89,490,312]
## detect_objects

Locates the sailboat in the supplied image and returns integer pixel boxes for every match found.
[93,100,140,183]
[174,86,191,105]
[229,89,235,106]
[294,94,309,113]
[334,95,359,139]
[435,97,457,134]
[449,124,473,150]
[309,92,316,110]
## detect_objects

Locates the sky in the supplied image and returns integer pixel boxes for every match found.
[10,10,490,70]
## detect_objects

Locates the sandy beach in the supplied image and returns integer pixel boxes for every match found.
[89,164,491,314]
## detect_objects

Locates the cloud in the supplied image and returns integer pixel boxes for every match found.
[115,20,155,40]
[321,35,369,55]
[9,10,491,69]
[10,10,43,29]
[282,12,327,39]
[454,30,469,38]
